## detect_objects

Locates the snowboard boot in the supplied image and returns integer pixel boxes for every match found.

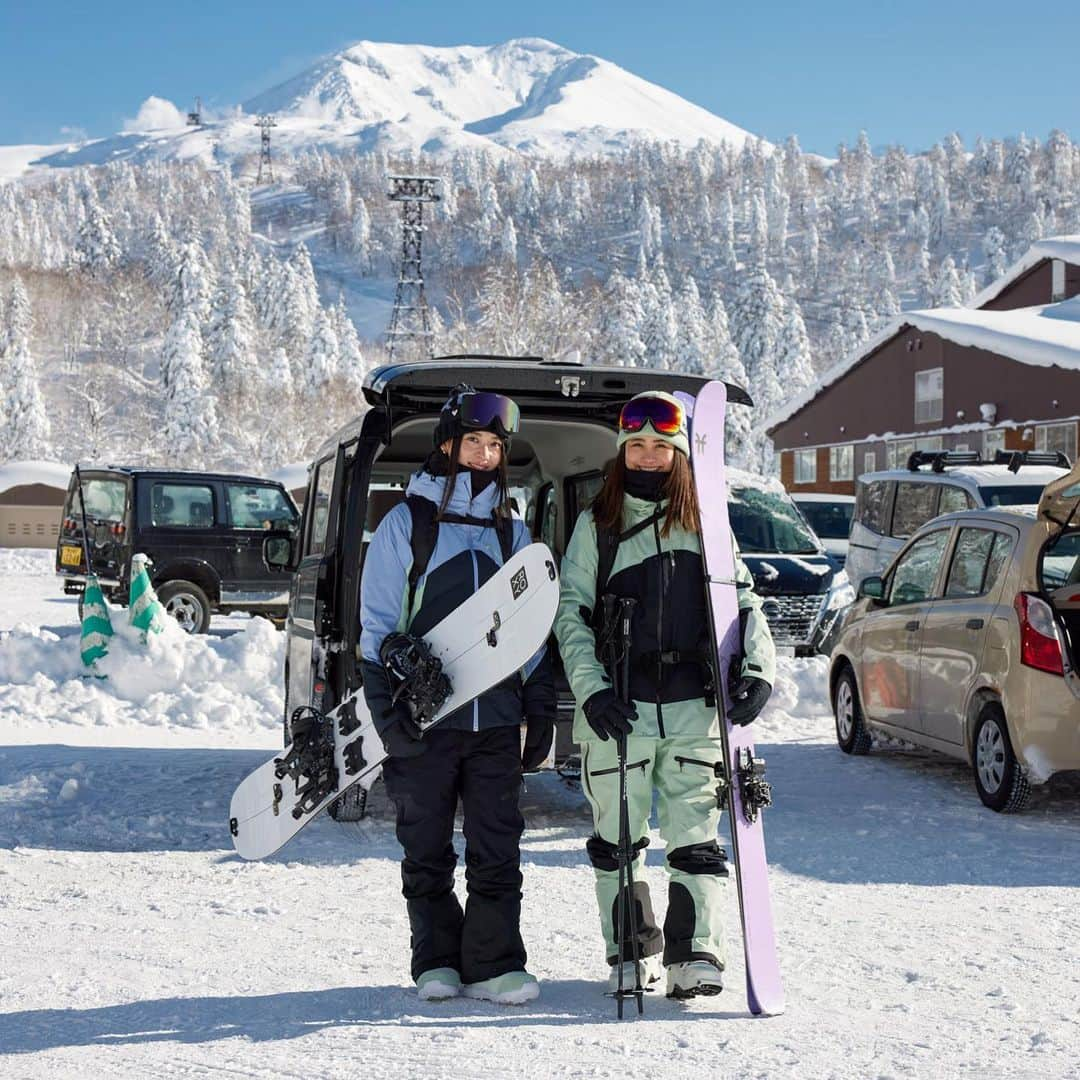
[416,968,461,1001]
[666,960,724,999]
[462,970,540,1005]
[606,953,663,994]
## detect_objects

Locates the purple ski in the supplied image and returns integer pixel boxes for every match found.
[681,381,785,1017]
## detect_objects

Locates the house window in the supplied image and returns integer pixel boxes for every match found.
[1052,259,1066,302]
[794,449,817,484]
[983,429,1006,459]
[830,445,853,481]
[773,451,783,477]
[1036,421,1077,464]
[915,368,943,424]
[863,450,877,474]
[888,439,915,470]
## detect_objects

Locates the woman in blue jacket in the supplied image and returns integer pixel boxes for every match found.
[360,385,555,1005]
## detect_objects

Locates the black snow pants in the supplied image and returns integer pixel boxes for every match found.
[380,725,526,985]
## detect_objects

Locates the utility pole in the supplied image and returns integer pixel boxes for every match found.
[386,175,441,361]
[255,114,277,184]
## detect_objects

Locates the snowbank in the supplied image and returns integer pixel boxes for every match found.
[0,606,284,747]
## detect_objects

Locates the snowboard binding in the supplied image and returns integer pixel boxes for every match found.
[380,632,452,729]
[274,706,339,819]
[736,747,773,824]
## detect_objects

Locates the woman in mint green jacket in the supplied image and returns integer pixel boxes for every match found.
[554,390,776,1000]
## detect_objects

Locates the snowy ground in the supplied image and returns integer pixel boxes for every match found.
[2,549,1080,1078]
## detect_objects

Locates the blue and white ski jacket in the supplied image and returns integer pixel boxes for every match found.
[359,468,554,734]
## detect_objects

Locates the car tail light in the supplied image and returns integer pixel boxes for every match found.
[63,517,75,532]
[110,523,126,537]
[1014,592,1064,676]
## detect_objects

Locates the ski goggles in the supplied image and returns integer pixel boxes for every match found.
[455,391,521,437]
[618,396,686,438]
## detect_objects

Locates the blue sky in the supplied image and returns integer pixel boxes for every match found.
[2,0,1076,155]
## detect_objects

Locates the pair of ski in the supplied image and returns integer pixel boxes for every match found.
[228,382,783,1017]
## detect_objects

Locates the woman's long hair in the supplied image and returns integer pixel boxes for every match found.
[592,446,701,537]
[429,434,513,521]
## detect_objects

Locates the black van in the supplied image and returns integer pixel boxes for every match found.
[56,467,300,633]
[262,356,753,783]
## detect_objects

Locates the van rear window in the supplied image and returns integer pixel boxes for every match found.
[68,478,127,523]
[978,485,1046,507]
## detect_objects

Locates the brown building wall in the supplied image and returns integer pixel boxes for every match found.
[1,506,62,548]
[782,446,857,495]
[770,326,1080,453]
[0,483,67,507]
[980,258,1080,311]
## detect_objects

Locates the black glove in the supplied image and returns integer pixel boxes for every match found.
[522,714,554,771]
[379,704,427,759]
[582,688,637,741]
[726,676,772,726]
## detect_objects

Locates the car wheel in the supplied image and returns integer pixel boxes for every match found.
[834,666,872,755]
[972,705,1031,813]
[157,580,212,635]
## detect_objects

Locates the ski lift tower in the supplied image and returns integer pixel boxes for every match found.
[255,114,278,184]
[386,175,441,361]
[186,97,202,127]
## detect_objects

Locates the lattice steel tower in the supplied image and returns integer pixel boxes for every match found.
[255,114,277,183]
[386,175,441,361]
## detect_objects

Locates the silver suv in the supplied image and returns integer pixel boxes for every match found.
[846,450,1069,591]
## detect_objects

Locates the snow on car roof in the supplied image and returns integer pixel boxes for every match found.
[859,464,1067,487]
[792,492,855,503]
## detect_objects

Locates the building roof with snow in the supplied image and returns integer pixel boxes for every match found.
[767,237,1080,435]
[0,461,72,497]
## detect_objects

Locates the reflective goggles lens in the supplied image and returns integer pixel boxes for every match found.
[458,391,521,436]
[618,397,685,437]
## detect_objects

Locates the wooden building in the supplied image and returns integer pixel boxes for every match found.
[768,236,1080,494]
[0,462,72,549]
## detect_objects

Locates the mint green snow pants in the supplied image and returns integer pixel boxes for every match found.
[580,734,728,969]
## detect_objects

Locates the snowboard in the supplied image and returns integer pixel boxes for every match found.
[229,541,560,861]
[681,382,785,1017]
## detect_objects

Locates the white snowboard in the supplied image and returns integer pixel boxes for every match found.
[229,541,560,861]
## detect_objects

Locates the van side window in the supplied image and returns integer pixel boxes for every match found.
[855,480,893,535]
[891,482,939,539]
[306,458,336,556]
[151,483,215,528]
[938,485,973,515]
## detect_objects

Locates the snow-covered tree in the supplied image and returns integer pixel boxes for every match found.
[161,311,217,465]
[0,278,51,460]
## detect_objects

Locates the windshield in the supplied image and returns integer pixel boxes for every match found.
[979,485,1047,507]
[796,501,853,540]
[729,487,820,554]
[1042,530,1080,590]
[68,478,127,523]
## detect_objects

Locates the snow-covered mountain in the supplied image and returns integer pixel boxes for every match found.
[12,37,759,175]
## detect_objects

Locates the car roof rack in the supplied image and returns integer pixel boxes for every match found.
[906,450,983,473]
[992,449,1071,473]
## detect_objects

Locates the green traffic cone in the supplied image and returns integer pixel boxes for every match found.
[128,553,166,638]
[80,573,114,670]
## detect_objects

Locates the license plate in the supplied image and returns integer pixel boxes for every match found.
[60,545,83,568]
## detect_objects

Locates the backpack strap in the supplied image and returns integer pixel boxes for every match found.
[405,495,516,617]
[594,507,667,602]
[406,495,439,617]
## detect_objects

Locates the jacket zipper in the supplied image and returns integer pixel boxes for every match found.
[653,516,666,738]
[589,758,650,777]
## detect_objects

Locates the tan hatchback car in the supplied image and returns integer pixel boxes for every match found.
[829,463,1080,812]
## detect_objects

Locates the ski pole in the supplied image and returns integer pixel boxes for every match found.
[613,596,644,1018]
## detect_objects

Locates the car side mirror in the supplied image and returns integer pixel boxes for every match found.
[859,575,885,600]
[263,531,298,573]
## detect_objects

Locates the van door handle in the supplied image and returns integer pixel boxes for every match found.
[966,618,984,630]
[904,620,920,631]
